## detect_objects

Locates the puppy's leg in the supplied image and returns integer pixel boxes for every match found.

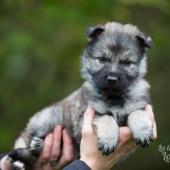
[8,148,35,170]
[10,106,63,169]
[93,115,119,155]
[9,137,43,170]
[128,110,153,147]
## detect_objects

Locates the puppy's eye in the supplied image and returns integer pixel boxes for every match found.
[119,60,133,66]
[97,57,107,63]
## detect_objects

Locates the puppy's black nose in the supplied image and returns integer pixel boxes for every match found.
[107,75,118,83]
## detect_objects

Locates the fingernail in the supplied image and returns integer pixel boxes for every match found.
[85,106,93,115]
[87,105,93,111]
[56,125,63,130]
[146,105,152,112]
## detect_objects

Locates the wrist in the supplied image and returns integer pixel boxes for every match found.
[80,157,98,170]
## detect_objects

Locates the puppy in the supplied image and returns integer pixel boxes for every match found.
[7,21,153,169]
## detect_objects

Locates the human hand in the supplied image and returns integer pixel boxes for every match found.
[32,126,74,170]
[0,126,74,170]
[80,105,157,170]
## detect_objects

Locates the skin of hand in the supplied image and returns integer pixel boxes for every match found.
[80,105,157,170]
[0,126,74,170]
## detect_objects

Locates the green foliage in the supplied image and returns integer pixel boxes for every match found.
[0,0,169,169]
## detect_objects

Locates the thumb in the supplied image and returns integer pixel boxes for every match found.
[82,106,95,133]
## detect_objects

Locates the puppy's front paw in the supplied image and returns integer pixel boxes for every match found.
[128,110,153,148]
[133,125,153,148]
[30,137,44,154]
[97,134,118,156]
[93,115,119,155]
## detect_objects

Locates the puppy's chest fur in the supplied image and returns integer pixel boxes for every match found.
[69,80,149,141]
[89,95,146,126]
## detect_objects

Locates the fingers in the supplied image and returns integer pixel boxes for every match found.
[32,134,52,170]
[56,129,74,169]
[145,105,154,120]
[62,129,74,162]
[145,105,157,139]
[50,126,62,161]
[118,127,132,148]
[33,126,74,170]
[82,106,95,135]
[37,133,53,163]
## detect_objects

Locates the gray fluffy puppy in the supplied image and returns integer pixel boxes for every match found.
[8,21,153,169]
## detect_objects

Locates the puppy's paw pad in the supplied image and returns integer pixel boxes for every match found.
[30,137,43,154]
[11,161,25,170]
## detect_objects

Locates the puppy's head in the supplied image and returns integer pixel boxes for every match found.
[81,22,152,96]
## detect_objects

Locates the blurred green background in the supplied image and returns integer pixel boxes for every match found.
[0,0,170,169]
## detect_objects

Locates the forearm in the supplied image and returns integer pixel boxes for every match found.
[64,160,90,170]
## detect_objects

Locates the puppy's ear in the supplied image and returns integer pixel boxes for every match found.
[87,26,105,40]
[136,33,152,49]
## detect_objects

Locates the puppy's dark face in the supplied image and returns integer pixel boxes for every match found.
[81,22,152,96]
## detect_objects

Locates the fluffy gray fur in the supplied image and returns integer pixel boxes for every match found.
[8,22,153,169]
